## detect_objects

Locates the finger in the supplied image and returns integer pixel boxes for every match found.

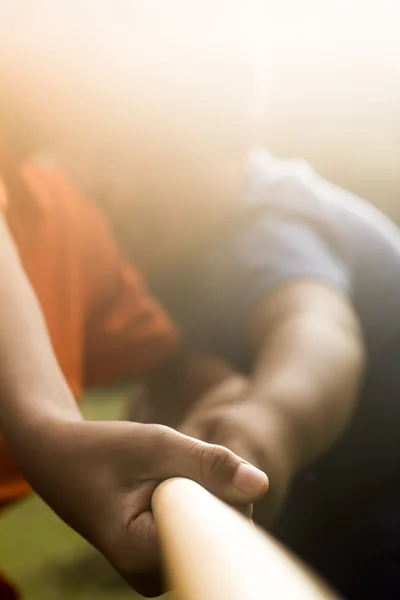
[214,435,258,469]
[181,417,259,471]
[183,415,261,470]
[144,425,268,505]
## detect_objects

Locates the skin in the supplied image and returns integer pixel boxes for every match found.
[0,0,364,558]
[0,210,268,596]
[178,281,366,525]
[130,278,365,527]
[79,55,364,527]
[0,4,271,594]
[39,17,365,528]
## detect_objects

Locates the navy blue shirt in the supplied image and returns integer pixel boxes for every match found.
[151,149,400,546]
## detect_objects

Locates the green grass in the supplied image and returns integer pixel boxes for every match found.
[0,390,151,599]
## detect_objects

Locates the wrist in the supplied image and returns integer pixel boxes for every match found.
[246,395,303,478]
[249,378,346,473]
[3,395,83,460]
[8,412,86,497]
[234,399,297,524]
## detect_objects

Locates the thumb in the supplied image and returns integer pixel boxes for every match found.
[145,425,268,505]
[181,419,262,477]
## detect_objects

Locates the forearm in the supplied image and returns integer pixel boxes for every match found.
[0,217,81,447]
[249,283,365,473]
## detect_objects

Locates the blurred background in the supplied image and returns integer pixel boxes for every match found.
[263,0,400,222]
[0,1,399,598]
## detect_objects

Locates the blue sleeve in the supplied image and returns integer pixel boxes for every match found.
[198,211,352,342]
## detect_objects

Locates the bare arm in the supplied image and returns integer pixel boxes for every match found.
[0,215,81,444]
[0,215,267,594]
[179,280,365,523]
[248,280,365,472]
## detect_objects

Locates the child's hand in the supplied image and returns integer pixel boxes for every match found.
[179,376,295,527]
[21,419,268,597]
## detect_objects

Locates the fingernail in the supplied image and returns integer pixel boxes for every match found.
[233,463,269,497]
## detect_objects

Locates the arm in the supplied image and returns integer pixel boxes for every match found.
[247,280,365,472]
[0,214,82,440]
[176,184,368,522]
[179,280,365,524]
[0,215,267,595]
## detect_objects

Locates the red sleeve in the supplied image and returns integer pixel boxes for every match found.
[80,201,180,389]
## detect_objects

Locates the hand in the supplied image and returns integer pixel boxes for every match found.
[17,418,268,597]
[179,376,295,527]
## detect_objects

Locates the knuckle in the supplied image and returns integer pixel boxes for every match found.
[189,439,208,477]
[200,442,236,480]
